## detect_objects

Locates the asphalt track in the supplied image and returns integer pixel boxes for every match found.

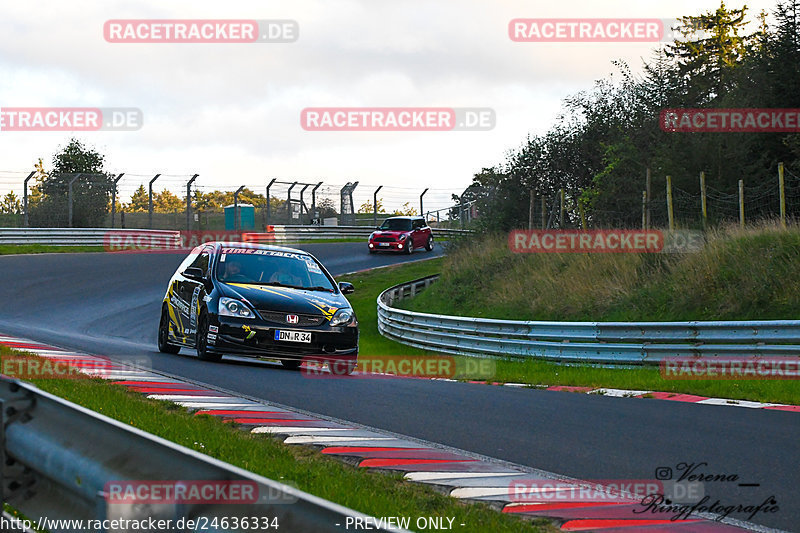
[0,243,797,531]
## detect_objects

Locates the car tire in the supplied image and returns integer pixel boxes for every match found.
[196,312,222,362]
[405,239,413,254]
[425,236,434,252]
[281,358,303,370]
[157,306,181,354]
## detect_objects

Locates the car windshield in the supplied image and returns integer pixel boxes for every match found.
[380,218,412,231]
[215,248,336,291]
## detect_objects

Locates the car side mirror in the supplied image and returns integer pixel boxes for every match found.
[338,282,355,295]
[183,267,208,287]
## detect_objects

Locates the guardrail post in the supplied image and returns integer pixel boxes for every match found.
[666,175,675,230]
[700,172,707,230]
[779,162,786,228]
[67,173,82,228]
[110,173,124,228]
[373,186,383,227]
[22,171,35,228]
[287,181,298,225]
[186,174,198,231]
[148,174,160,229]
[233,185,245,232]
[739,179,745,228]
[420,188,429,217]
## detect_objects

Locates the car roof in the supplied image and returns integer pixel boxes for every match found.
[383,215,423,220]
[203,241,310,255]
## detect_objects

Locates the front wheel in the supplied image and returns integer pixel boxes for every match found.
[425,236,434,252]
[405,239,413,254]
[196,313,222,362]
[157,306,181,354]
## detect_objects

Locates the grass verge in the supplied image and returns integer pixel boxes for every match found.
[0,347,554,533]
[0,244,105,255]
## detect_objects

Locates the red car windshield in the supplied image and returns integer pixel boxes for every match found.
[380,219,412,231]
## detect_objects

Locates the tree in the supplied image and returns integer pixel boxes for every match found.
[154,189,184,212]
[127,185,149,212]
[0,192,21,214]
[392,202,418,216]
[317,197,338,219]
[358,198,385,214]
[28,138,114,227]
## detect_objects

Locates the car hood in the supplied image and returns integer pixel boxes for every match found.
[219,282,349,318]
[372,230,410,237]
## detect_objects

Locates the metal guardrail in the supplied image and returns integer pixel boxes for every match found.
[0,228,180,246]
[377,275,800,363]
[0,377,404,532]
[0,226,471,246]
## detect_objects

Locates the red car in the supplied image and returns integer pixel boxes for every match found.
[368,216,434,254]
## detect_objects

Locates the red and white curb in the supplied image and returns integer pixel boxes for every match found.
[0,334,777,532]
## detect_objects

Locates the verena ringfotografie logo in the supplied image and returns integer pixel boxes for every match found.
[104,20,298,43]
[509,18,667,42]
[661,108,800,133]
[300,108,495,131]
[509,230,704,254]
[661,357,800,380]
[0,107,142,132]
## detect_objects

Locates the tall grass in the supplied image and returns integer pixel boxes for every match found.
[403,223,800,321]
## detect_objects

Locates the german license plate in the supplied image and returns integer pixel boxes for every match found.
[379,242,390,247]
[275,330,312,343]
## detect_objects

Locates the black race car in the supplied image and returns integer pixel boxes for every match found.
[157,242,358,374]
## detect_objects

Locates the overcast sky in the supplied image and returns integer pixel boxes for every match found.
[0,0,778,212]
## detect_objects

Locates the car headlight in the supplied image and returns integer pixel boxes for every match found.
[219,297,254,319]
[398,234,407,241]
[369,232,376,239]
[330,309,355,327]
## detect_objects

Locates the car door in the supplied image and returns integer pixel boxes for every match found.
[178,247,210,345]
[412,218,424,247]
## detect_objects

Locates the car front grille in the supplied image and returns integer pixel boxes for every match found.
[374,237,396,242]
[257,311,326,326]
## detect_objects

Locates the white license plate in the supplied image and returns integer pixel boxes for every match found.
[274,330,312,343]
[379,242,390,247]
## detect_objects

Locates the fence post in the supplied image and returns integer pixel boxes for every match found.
[186,174,198,231]
[287,181,297,224]
[111,173,124,228]
[22,171,35,227]
[700,171,707,230]
[373,185,383,227]
[739,179,745,228]
[148,174,160,229]
[642,191,647,229]
[233,185,245,232]
[666,175,675,230]
[645,168,651,229]
[528,190,534,230]
[540,196,546,230]
[559,189,565,227]
[68,173,82,228]
[299,184,310,222]
[579,200,586,229]
[420,188,429,217]
[779,162,786,228]
[311,182,322,224]
[265,178,276,228]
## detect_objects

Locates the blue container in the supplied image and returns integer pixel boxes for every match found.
[224,204,255,230]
